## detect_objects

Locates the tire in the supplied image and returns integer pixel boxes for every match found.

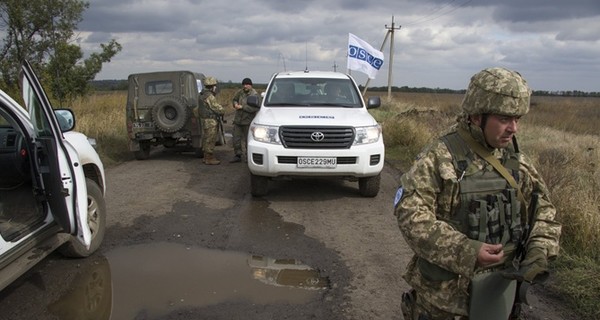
[59,179,106,258]
[358,174,380,197]
[134,143,151,160]
[151,96,189,133]
[250,174,269,197]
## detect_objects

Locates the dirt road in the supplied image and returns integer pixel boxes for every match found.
[0,142,573,319]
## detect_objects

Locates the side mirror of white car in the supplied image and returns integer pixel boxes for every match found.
[54,109,75,132]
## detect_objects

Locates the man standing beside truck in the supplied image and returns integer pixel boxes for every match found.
[230,77,259,163]
[197,76,225,165]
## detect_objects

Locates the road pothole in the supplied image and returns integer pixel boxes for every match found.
[48,242,328,319]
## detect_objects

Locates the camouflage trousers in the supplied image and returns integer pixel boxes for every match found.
[232,124,249,156]
[201,118,218,154]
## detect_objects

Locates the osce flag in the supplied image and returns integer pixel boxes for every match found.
[347,33,384,79]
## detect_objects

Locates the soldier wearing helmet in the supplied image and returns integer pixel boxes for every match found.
[394,67,561,320]
[197,76,225,164]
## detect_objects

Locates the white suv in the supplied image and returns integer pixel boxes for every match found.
[0,61,106,291]
[246,71,384,197]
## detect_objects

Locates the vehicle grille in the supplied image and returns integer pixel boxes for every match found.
[280,126,354,149]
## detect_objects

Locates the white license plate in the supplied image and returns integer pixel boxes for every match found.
[133,122,154,128]
[297,157,337,168]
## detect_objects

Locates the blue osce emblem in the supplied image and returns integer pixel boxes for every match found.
[393,187,403,207]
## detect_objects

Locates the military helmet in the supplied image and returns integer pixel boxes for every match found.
[203,76,217,86]
[461,67,531,117]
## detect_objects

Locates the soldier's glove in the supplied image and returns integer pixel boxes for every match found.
[502,248,549,283]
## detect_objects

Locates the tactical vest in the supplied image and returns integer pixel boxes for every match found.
[441,131,523,248]
[197,91,216,119]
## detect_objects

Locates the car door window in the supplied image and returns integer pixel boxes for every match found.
[22,79,53,137]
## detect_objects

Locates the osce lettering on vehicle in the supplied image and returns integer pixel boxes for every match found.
[299,115,335,119]
[297,157,337,168]
[348,45,383,70]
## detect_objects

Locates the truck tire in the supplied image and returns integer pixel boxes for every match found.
[358,174,380,197]
[152,97,189,133]
[59,178,106,257]
[250,174,269,197]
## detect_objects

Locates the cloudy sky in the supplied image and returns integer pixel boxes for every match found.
[78,0,600,92]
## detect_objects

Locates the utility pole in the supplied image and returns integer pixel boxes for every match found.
[361,16,401,101]
[385,16,401,101]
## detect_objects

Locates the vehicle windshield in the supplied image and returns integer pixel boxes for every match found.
[264,78,361,108]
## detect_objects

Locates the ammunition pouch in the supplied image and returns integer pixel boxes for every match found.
[464,189,522,246]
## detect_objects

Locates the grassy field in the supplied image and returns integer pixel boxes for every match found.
[68,88,599,319]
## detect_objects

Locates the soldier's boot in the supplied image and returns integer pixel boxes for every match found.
[203,153,221,165]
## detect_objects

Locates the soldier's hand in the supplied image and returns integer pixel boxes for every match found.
[502,247,549,283]
[477,243,504,267]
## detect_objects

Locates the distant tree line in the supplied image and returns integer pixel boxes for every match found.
[89,81,599,98]
[363,86,600,97]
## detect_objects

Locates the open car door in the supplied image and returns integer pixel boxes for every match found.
[20,61,91,248]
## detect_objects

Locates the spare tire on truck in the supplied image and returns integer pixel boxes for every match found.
[151,96,189,133]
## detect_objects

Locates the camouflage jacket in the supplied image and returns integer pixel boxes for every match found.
[197,91,224,119]
[232,88,259,125]
[393,121,561,315]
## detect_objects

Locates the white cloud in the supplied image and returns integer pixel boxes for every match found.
[78,0,600,91]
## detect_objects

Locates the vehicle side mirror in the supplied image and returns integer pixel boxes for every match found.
[366,96,381,109]
[247,95,260,108]
[55,109,75,132]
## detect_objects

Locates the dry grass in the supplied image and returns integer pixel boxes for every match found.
[68,88,599,318]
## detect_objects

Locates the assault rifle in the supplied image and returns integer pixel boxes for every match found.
[513,192,539,306]
[217,115,226,145]
[514,192,539,263]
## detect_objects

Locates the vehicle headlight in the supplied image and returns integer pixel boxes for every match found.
[251,124,281,144]
[353,124,381,145]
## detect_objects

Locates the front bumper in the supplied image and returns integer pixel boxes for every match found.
[247,140,384,178]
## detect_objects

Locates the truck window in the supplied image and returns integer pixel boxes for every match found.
[145,80,174,95]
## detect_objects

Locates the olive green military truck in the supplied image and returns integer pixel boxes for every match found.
[126,71,206,160]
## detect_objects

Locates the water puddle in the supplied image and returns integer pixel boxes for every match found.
[47,242,328,319]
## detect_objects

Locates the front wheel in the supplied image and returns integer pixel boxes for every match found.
[250,174,269,197]
[59,179,106,258]
[358,174,380,197]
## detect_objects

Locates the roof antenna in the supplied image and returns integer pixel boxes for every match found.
[278,52,287,71]
[304,42,309,72]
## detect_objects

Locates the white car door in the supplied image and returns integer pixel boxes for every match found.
[20,61,91,248]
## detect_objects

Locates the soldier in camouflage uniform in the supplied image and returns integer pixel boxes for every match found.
[197,76,225,165]
[230,77,259,163]
[394,67,561,320]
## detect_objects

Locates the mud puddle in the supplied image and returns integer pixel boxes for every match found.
[47,242,328,319]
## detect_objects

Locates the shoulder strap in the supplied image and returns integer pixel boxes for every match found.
[457,127,528,224]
